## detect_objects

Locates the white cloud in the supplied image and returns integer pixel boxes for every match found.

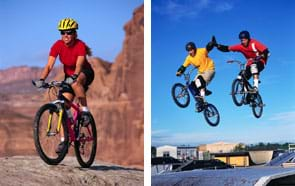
[153,0,233,20]
[214,2,233,12]
[269,111,295,123]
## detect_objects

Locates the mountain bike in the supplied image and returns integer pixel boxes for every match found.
[32,80,97,168]
[227,60,265,118]
[171,68,220,127]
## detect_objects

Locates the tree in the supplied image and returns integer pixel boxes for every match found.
[151,146,156,158]
[233,143,246,152]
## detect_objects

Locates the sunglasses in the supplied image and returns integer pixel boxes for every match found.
[60,30,75,35]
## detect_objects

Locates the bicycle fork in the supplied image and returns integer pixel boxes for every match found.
[46,108,63,136]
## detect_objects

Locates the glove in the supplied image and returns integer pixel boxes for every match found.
[176,71,182,76]
[65,74,78,84]
[176,65,186,76]
[34,79,45,88]
[211,36,217,47]
[254,55,263,61]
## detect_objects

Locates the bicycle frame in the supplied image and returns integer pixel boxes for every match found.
[33,79,97,167]
[173,68,220,126]
[44,81,93,143]
[227,60,252,93]
[183,67,199,101]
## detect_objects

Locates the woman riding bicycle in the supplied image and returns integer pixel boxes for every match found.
[214,31,270,93]
[34,18,95,153]
[176,38,216,112]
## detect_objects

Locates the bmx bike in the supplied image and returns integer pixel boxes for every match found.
[227,60,265,118]
[171,68,220,127]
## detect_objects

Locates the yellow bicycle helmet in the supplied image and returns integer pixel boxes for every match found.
[58,18,78,31]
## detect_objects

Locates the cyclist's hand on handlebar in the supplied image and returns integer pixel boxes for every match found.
[176,65,186,76]
[65,74,78,84]
[33,79,46,88]
[254,55,263,61]
[176,71,182,76]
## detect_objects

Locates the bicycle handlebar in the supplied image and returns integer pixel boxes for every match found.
[32,80,69,89]
[227,60,243,65]
[227,60,247,71]
[176,67,196,78]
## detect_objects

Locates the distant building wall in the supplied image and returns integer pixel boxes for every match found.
[156,145,177,159]
[198,142,239,153]
[215,156,249,167]
[214,152,250,167]
[177,147,197,160]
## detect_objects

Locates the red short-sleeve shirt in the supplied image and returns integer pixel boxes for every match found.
[229,39,268,66]
[50,39,91,76]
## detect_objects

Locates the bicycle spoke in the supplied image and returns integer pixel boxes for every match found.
[34,104,68,165]
[74,114,97,168]
[172,83,190,108]
[203,104,220,127]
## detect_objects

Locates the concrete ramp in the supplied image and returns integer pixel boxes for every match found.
[266,152,295,166]
[152,167,295,186]
[249,150,273,164]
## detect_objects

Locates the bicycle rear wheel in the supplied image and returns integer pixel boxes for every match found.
[74,112,97,168]
[203,103,220,127]
[33,103,69,165]
[231,79,245,106]
[171,83,190,108]
[251,93,263,118]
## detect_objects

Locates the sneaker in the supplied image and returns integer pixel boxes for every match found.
[55,141,66,154]
[244,94,251,104]
[195,97,205,112]
[205,89,212,96]
[245,93,257,105]
[80,111,90,127]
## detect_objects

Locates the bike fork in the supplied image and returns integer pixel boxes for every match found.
[46,109,63,136]
[57,109,63,133]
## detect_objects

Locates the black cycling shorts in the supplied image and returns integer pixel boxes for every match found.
[62,67,95,95]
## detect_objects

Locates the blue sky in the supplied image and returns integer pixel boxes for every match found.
[152,0,295,146]
[0,0,143,69]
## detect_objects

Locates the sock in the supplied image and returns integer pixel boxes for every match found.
[200,89,205,97]
[253,79,259,88]
[61,137,65,142]
[82,106,89,112]
[66,109,73,118]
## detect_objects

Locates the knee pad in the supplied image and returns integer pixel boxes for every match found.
[250,63,258,74]
[195,76,206,89]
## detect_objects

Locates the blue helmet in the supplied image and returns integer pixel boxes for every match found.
[185,42,196,51]
[239,31,250,40]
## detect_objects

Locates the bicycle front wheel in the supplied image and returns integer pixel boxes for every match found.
[251,93,264,118]
[33,103,69,165]
[203,103,220,127]
[74,112,97,168]
[171,83,190,108]
[231,79,245,106]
